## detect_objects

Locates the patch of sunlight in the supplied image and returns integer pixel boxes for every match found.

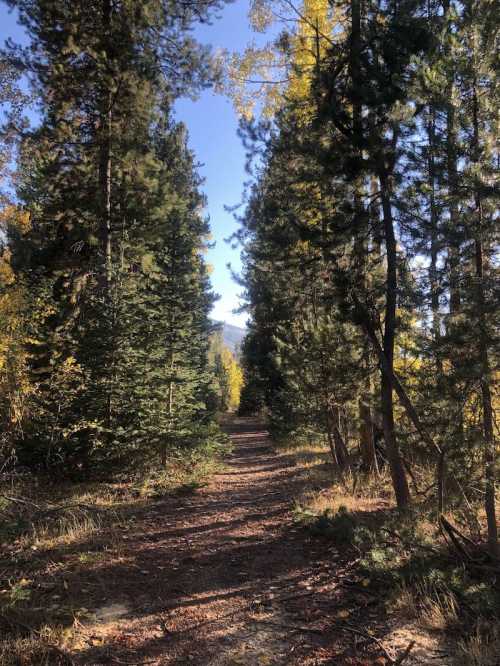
[95,602,130,623]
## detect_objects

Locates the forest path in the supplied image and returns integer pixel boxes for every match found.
[75,418,425,665]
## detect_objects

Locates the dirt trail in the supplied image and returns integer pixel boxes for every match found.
[75,418,437,665]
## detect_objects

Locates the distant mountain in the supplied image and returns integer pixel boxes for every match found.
[213,321,246,353]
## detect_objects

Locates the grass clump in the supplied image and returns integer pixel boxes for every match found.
[136,432,232,498]
[295,504,359,546]
[456,619,500,666]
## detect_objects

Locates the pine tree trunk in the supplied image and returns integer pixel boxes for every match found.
[471,78,498,558]
[426,109,442,373]
[100,0,113,428]
[350,0,378,477]
[325,411,338,467]
[352,290,444,466]
[480,355,498,558]
[443,0,464,446]
[442,5,459,309]
[100,0,113,294]
[350,0,362,150]
[331,405,349,470]
[350,0,364,268]
[427,108,447,512]
[162,350,175,468]
[359,397,378,474]
[446,102,462,346]
[102,109,112,290]
[445,106,462,403]
[378,170,410,508]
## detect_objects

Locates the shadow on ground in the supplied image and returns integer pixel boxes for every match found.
[1,418,451,665]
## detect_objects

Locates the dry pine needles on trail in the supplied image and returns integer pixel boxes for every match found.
[1,419,453,665]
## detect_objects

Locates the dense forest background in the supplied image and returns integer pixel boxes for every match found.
[0,0,247,481]
[231,0,498,556]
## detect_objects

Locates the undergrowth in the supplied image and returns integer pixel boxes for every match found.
[282,436,500,666]
[136,434,232,497]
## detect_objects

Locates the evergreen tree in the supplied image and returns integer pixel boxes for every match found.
[232,0,497,550]
[3,0,226,474]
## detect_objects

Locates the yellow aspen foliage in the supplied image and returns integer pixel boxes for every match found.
[225,0,340,121]
[223,347,244,410]
[0,255,30,431]
[393,310,423,385]
[0,205,31,235]
[216,346,244,411]
[210,332,244,411]
[0,206,33,439]
[0,208,29,368]
[286,0,332,109]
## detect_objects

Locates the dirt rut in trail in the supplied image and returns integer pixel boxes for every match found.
[75,418,442,665]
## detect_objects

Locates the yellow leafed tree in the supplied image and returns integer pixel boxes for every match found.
[210,331,244,411]
[0,207,32,454]
[224,0,338,121]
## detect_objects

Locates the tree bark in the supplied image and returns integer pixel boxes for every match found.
[443,0,464,448]
[359,397,378,474]
[377,170,410,508]
[471,75,498,558]
[325,413,339,467]
[350,0,378,477]
[350,0,362,145]
[162,349,175,468]
[99,0,113,429]
[331,405,349,470]
[446,102,461,320]
[100,0,113,294]
[426,109,443,374]
[352,289,441,458]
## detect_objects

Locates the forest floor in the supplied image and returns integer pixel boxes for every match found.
[1,418,456,665]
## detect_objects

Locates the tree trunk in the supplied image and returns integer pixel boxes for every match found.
[350,0,362,152]
[446,103,461,325]
[325,411,339,467]
[427,107,447,513]
[350,0,378,478]
[331,405,349,470]
[437,447,446,514]
[162,347,175,468]
[378,170,410,508]
[100,0,113,294]
[443,0,464,447]
[352,289,442,458]
[471,76,498,558]
[359,397,378,474]
[426,109,443,374]
[100,0,113,428]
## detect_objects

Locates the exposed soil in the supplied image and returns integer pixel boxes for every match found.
[11,418,447,665]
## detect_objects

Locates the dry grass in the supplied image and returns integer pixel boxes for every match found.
[0,486,121,664]
[456,619,500,666]
[392,584,420,620]
[280,434,500,666]
[391,581,461,632]
[279,438,395,515]
[0,626,74,666]
[419,588,460,632]
[307,487,387,517]
[0,450,228,665]
[30,513,103,548]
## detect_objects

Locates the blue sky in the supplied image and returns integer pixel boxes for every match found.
[175,0,261,328]
[0,0,260,328]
